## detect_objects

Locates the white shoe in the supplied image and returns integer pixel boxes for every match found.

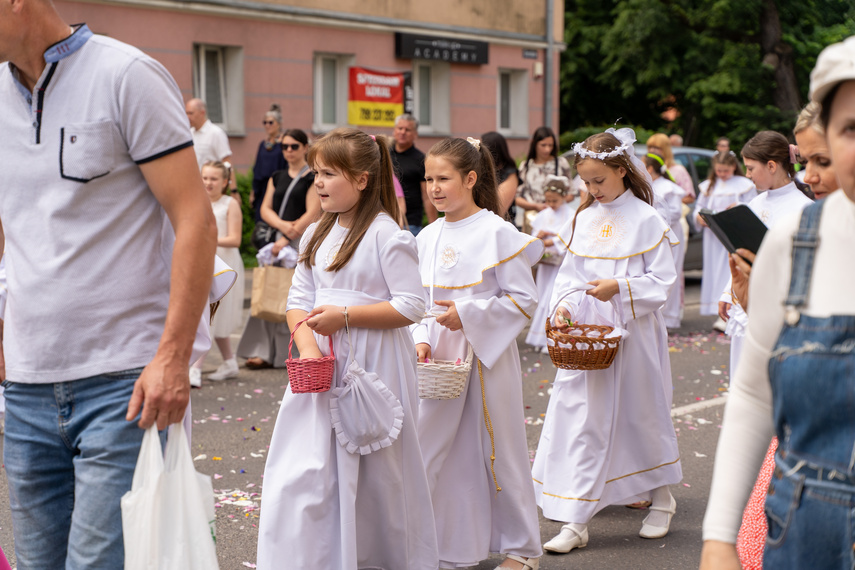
[208,358,239,381]
[189,367,202,388]
[543,524,588,553]
[496,554,539,569]
[639,494,676,539]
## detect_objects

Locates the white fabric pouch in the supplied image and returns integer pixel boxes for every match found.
[121,423,219,570]
[330,322,404,455]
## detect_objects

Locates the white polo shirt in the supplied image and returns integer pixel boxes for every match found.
[191,119,231,168]
[0,25,195,383]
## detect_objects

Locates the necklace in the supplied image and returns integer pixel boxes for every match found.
[264,140,276,151]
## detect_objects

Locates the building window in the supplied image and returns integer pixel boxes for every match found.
[313,53,354,132]
[192,44,245,135]
[497,69,528,136]
[413,62,450,135]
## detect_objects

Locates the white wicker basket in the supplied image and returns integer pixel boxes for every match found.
[417,345,473,400]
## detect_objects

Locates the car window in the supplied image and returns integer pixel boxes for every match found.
[674,154,691,169]
[691,154,711,182]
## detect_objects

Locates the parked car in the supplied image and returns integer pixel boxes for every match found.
[561,144,714,272]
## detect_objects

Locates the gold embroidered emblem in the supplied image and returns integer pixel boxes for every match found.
[439,244,460,268]
[587,212,626,255]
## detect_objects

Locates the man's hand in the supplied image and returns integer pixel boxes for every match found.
[126,355,190,430]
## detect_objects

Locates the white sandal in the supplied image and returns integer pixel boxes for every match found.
[495,554,540,570]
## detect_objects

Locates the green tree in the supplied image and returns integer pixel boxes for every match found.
[560,0,855,149]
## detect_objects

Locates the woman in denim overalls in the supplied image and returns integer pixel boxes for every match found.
[700,37,855,569]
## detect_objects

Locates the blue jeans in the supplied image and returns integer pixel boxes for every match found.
[408,224,422,236]
[3,369,147,569]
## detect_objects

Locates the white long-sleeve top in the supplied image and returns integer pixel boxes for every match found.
[702,190,855,543]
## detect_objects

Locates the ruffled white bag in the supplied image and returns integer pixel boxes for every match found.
[329,318,404,455]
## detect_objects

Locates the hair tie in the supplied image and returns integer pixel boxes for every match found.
[466,137,481,151]
[370,135,376,141]
[789,144,798,164]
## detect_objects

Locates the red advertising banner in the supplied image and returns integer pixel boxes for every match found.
[348,67,412,127]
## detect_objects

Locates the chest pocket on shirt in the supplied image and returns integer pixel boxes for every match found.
[59,121,118,183]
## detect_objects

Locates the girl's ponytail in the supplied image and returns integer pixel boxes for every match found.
[473,141,501,216]
[374,135,401,221]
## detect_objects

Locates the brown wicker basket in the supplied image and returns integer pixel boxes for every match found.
[545,319,621,370]
[285,317,335,393]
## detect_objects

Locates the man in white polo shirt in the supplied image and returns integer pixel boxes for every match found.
[0,0,218,567]
[186,98,232,166]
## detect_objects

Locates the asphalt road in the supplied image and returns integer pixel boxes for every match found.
[0,277,730,569]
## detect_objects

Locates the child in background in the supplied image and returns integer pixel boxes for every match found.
[694,151,756,323]
[526,175,574,351]
[413,137,543,570]
[257,128,437,569]
[533,128,682,555]
[719,131,813,387]
[644,153,686,329]
[190,161,245,386]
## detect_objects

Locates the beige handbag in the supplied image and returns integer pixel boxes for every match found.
[250,265,294,323]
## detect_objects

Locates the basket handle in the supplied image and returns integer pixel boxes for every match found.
[546,285,592,329]
[288,315,335,361]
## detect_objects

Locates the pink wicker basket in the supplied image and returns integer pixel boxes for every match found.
[285,316,335,394]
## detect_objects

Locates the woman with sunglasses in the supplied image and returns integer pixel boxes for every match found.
[238,129,321,369]
[251,104,288,221]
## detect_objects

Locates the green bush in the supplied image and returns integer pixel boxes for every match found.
[235,169,258,268]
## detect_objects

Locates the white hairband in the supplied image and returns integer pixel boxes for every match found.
[572,127,636,160]
[466,137,481,151]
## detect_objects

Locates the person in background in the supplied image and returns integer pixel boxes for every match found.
[516,126,572,231]
[647,133,694,203]
[390,113,436,235]
[794,101,840,200]
[238,129,320,369]
[186,98,235,191]
[716,137,731,154]
[190,161,245,385]
[251,103,288,221]
[700,35,855,569]
[670,133,683,148]
[694,151,756,326]
[481,130,520,220]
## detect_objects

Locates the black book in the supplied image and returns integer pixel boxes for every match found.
[698,205,768,261]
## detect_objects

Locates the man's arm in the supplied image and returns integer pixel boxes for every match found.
[126,146,217,430]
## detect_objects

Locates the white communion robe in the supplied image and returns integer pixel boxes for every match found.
[652,176,687,328]
[257,214,439,570]
[412,209,544,568]
[719,182,812,387]
[526,203,574,348]
[531,190,682,524]
[694,176,756,315]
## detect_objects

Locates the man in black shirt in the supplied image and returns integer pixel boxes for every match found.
[390,113,436,235]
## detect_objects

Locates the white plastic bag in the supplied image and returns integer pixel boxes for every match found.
[121,423,219,570]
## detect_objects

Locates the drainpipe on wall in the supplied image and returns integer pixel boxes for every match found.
[544,0,554,129]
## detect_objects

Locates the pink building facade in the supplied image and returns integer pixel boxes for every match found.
[55,0,565,171]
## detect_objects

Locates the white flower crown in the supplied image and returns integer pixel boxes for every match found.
[572,127,636,160]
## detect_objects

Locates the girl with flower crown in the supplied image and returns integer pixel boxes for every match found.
[413,137,543,570]
[531,128,683,555]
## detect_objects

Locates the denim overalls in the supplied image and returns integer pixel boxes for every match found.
[764,199,855,569]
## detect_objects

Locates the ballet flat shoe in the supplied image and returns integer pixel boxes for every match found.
[639,495,677,539]
[496,554,540,570]
[543,524,588,554]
